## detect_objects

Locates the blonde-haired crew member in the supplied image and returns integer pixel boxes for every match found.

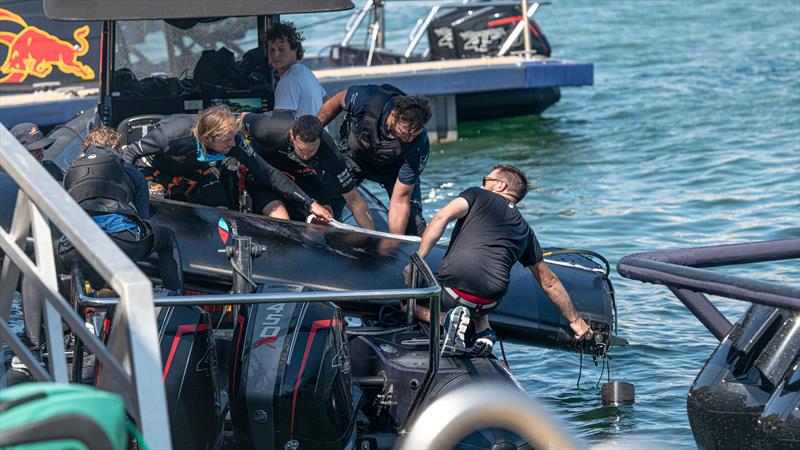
[122,105,331,222]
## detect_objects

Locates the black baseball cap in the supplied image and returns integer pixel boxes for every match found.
[10,122,56,151]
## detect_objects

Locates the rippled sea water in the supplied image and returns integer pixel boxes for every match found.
[292,1,800,448]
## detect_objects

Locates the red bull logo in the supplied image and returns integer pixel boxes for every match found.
[0,8,95,83]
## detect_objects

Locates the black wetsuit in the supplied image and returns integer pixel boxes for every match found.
[122,114,229,206]
[436,187,543,312]
[60,146,184,293]
[244,112,356,219]
[337,84,429,235]
[122,114,315,212]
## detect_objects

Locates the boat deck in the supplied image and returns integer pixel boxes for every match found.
[315,55,593,96]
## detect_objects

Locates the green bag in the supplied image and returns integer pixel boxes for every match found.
[0,382,128,450]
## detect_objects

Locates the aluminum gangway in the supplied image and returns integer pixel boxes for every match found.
[0,125,172,449]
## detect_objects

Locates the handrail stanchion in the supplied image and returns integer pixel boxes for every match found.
[30,203,68,382]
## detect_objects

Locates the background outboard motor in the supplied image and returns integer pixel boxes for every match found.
[230,296,356,450]
[158,306,222,450]
[687,305,800,449]
[428,4,551,60]
[97,305,221,450]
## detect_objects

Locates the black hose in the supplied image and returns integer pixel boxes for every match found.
[354,375,386,387]
[543,248,618,332]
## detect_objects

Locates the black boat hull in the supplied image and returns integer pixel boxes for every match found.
[687,305,800,450]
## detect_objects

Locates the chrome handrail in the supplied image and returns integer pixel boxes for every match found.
[400,383,584,450]
[0,125,171,450]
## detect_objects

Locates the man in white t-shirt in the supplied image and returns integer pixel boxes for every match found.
[266,22,328,117]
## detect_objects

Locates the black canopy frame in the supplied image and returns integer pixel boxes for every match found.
[44,0,353,21]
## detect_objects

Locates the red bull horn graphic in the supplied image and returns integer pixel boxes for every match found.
[0,8,95,83]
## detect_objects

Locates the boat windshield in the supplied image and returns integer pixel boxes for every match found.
[112,17,261,91]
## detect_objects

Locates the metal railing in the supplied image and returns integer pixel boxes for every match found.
[77,250,443,432]
[617,239,800,340]
[405,1,549,58]
[400,383,583,450]
[340,1,549,61]
[0,125,172,449]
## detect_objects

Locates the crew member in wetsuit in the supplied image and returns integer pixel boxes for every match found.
[122,105,332,222]
[317,84,431,236]
[406,164,592,355]
[9,123,64,358]
[243,112,374,229]
[60,127,184,293]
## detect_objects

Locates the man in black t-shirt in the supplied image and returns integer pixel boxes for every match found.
[409,164,592,355]
[243,112,374,228]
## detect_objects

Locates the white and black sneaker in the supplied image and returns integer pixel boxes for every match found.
[441,306,470,356]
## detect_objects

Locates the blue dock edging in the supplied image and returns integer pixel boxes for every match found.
[316,58,594,97]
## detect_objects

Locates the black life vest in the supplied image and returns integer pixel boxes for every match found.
[347,84,408,167]
[64,147,139,217]
[248,111,318,175]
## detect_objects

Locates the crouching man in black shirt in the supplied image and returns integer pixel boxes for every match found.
[407,164,592,355]
[243,112,374,229]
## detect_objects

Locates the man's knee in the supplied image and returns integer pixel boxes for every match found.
[263,200,290,219]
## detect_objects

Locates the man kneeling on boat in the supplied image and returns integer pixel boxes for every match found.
[242,112,374,229]
[406,164,592,355]
[121,105,332,222]
[59,127,184,294]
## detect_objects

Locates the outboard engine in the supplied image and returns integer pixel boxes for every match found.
[158,306,222,450]
[99,305,222,450]
[687,305,800,449]
[428,4,551,60]
[229,294,357,450]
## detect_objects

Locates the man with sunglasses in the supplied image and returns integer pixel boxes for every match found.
[408,165,593,355]
[318,84,432,236]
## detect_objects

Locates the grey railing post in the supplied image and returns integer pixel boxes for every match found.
[0,125,172,450]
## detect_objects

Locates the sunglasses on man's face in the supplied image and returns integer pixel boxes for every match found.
[482,176,502,186]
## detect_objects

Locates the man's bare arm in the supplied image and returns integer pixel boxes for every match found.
[529,262,591,340]
[317,89,347,126]
[342,189,375,230]
[388,181,414,235]
[417,197,469,258]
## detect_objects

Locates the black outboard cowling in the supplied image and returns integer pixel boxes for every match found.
[687,305,800,449]
[157,306,222,450]
[230,290,357,450]
[428,4,551,60]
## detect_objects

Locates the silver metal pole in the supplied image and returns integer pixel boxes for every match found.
[521,0,532,59]
[230,236,254,294]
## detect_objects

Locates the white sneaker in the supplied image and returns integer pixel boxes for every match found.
[441,306,470,356]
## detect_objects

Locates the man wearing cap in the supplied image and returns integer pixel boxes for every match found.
[9,123,63,358]
[9,122,63,181]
